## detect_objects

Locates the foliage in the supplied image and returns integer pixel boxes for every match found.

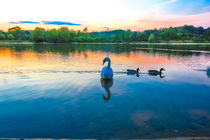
[31,27,45,42]
[0,33,6,40]
[7,34,15,40]
[148,33,155,42]
[8,26,26,40]
[1,25,210,43]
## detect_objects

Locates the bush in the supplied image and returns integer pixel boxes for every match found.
[7,34,15,40]
[0,33,6,40]
[148,33,155,43]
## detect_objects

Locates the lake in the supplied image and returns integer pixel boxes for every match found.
[0,43,210,139]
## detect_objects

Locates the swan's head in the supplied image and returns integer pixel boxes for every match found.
[102,57,111,65]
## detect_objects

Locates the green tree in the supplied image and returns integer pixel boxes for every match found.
[8,26,25,40]
[0,33,6,40]
[137,32,147,41]
[57,27,71,42]
[45,29,58,43]
[204,28,210,41]
[7,34,15,40]
[31,27,45,42]
[160,28,177,41]
[122,30,132,42]
[148,33,155,42]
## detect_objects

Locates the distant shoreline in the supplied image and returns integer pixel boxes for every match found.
[1,40,210,45]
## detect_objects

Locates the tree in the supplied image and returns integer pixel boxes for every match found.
[83,27,88,33]
[0,33,6,40]
[204,28,210,41]
[122,30,132,42]
[7,34,15,40]
[45,29,58,43]
[160,27,177,41]
[57,27,71,42]
[8,26,22,32]
[137,32,147,41]
[148,33,155,42]
[31,27,45,42]
[8,26,25,40]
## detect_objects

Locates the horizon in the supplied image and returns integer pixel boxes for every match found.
[0,0,210,31]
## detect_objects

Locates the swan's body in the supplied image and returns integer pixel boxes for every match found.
[101,57,113,79]
[148,68,165,77]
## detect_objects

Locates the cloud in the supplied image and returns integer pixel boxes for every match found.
[9,21,40,24]
[160,0,179,5]
[41,21,82,26]
[131,12,210,31]
[101,27,111,30]
[8,21,82,26]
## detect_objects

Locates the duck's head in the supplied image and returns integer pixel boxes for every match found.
[102,57,111,65]
[160,68,165,72]
[137,68,140,72]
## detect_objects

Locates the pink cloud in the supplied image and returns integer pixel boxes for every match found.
[131,12,210,31]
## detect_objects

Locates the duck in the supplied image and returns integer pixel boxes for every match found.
[127,68,140,77]
[148,68,165,75]
[127,68,139,74]
[101,57,113,79]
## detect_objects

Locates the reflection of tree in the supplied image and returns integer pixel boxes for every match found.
[100,78,113,102]
[0,43,210,57]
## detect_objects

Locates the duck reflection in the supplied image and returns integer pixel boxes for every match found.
[207,67,210,78]
[148,68,166,78]
[100,78,113,101]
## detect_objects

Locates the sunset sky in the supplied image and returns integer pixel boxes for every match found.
[0,0,210,31]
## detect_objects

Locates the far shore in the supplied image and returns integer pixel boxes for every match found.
[0,40,210,45]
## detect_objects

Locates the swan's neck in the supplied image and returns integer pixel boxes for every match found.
[107,60,111,68]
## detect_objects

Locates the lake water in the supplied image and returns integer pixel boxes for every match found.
[0,43,210,139]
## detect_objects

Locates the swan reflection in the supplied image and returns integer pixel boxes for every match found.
[100,78,113,101]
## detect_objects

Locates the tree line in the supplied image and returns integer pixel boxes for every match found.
[0,25,210,43]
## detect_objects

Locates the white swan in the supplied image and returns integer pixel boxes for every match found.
[101,57,113,79]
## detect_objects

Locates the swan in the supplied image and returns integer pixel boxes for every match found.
[148,68,165,75]
[101,57,113,79]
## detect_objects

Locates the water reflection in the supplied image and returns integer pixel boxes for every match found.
[207,67,210,78]
[0,43,210,138]
[100,78,113,101]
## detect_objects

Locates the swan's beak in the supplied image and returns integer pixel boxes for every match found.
[102,60,105,65]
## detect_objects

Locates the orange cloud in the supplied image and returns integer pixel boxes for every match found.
[131,12,210,31]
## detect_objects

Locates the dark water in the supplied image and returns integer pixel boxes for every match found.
[0,43,210,139]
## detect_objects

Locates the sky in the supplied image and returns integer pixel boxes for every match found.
[0,0,210,31]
